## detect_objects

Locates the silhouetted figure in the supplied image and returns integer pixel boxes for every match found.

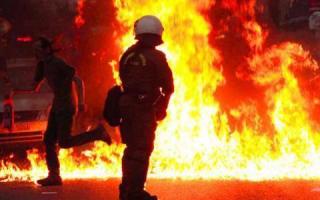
[24,37,112,186]
[118,16,174,200]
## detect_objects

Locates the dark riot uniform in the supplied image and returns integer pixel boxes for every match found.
[34,55,104,177]
[119,39,174,199]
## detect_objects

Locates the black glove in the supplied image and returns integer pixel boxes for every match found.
[154,96,170,121]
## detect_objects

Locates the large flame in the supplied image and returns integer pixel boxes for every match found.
[2,0,320,182]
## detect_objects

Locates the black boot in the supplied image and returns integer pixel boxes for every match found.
[119,183,157,200]
[128,190,158,200]
[36,173,62,186]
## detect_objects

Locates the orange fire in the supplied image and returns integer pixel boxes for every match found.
[2,0,320,182]
[220,0,268,51]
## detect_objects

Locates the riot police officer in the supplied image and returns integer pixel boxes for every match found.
[118,15,174,200]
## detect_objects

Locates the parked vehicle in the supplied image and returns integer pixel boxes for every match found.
[0,36,53,151]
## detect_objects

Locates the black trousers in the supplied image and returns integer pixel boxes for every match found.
[44,109,100,176]
[119,103,157,199]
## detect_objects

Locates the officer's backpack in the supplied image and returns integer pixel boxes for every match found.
[103,85,123,127]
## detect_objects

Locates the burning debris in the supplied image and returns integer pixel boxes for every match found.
[2,0,320,182]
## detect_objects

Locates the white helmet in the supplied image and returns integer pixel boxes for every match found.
[309,11,320,30]
[134,15,164,37]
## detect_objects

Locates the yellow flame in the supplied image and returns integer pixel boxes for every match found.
[112,0,320,180]
[2,0,320,182]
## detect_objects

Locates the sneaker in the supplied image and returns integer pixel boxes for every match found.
[96,123,112,145]
[36,175,62,186]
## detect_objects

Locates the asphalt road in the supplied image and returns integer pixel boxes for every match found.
[2,179,320,200]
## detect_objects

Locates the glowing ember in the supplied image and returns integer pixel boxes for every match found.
[2,0,320,182]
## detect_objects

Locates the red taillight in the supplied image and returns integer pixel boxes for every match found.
[16,36,33,42]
